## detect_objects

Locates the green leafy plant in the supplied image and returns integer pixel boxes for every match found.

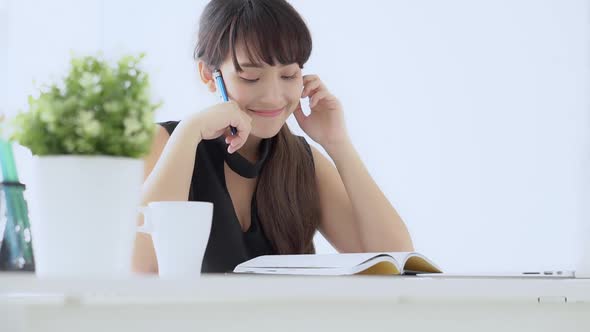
[10,53,161,157]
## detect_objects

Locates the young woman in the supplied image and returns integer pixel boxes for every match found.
[133,0,414,273]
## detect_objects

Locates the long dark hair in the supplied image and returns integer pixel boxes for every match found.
[195,0,320,254]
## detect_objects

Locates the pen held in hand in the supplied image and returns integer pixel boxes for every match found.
[212,69,237,136]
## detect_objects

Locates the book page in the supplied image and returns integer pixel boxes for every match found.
[234,256,400,275]
[236,253,390,269]
[233,252,441,275]
[386,252,442,273]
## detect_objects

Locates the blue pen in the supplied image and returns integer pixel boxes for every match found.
[213,69,237,136]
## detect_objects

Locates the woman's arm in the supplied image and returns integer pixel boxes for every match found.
[294,74,414,253]
[132,120,203,273]
[313,142,414,253]
[132,102,252,273]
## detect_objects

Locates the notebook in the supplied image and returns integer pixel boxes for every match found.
[233,252,442,275]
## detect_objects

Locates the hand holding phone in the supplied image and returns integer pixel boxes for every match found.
[213,69,238,136]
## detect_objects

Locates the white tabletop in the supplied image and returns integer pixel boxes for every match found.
[3,273,590,332]
[1,273,589,304]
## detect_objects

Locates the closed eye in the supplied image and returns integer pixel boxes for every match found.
[240,77,259,83]
[282,74,298,80]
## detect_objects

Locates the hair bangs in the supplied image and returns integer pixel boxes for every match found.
[228,0,312,72]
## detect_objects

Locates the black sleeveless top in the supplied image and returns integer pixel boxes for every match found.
[158,121,313,273]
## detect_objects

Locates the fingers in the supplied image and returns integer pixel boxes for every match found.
[232,124,250,153]
[225,124,249,153]
[226,136,242,154]
[225,104,252,154]
[309,89,331,108]
[302,74,319,84]
[301,76,323,98]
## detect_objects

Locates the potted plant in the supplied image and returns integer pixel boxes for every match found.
[10,53,161,278]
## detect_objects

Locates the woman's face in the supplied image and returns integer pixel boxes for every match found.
[215,45,304,139]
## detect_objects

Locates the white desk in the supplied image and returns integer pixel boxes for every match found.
[1,273,589,332]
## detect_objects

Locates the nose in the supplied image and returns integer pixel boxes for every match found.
[257,77,285,106]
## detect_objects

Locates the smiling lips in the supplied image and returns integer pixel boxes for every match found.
[249,108,285,117]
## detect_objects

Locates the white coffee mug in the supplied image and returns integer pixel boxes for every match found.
[138,201,213,279]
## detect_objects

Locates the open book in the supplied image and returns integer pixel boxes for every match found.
[233,252,442,276]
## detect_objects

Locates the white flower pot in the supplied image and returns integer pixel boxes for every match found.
[28,156,143,278]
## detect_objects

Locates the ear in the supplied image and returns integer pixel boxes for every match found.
[198,61,217,93]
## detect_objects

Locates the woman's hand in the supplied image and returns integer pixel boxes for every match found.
[293,75,349,151]
[189,101,252,154]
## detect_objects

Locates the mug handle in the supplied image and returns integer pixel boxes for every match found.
[137,206,153,234]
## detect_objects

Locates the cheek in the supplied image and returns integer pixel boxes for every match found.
[292,84,304,99]
[287,83,304,111]
[294,80,304,95]
[226,82,255,108]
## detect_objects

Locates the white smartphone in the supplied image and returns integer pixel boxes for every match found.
[300,96,312,116]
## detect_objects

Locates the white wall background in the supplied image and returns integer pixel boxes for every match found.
[2,0,589,273]
[0,0,9,121]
